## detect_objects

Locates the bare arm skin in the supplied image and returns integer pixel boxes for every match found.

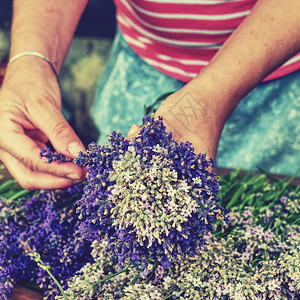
[128,0,300,159]
[10,0,88,71]
[0,0,88,189]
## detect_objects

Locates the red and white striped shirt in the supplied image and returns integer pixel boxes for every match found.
[114,0,300,82]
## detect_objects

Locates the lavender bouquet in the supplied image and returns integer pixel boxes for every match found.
[74,114,226,269]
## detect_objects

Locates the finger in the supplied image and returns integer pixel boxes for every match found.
[128,124,141,136]
[126,124,142,141]
[25,129,48,144]
[0,150,77,190]
[0,126,83,180]
[34,140,47,149]
[31,108,86,158]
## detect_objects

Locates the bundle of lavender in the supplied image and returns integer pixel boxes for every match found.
[75,114,226,268]
[0,115,228,299]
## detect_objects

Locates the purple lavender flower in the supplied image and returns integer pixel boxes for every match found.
[75,114,227,269]
[0,183,91,299]
[40,147,72,163]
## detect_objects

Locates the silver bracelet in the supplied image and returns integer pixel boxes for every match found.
[8,51,59,82]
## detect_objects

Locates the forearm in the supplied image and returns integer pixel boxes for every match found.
[191,0,300,124]
[10,0,88,72]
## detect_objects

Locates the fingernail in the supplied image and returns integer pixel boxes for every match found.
[68,141,84,157]
[66,173,81,180]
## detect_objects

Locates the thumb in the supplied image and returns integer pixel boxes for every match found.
[38,110,86,158]
[127,124,141,137]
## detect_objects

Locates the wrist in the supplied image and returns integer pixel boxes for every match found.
[10,10,62,72]
[162,84,224,158]
[10,0,89,73]
[8,52,59,82]
[10,31,62,73]
[184,72,232,130]
[3,55,59,92]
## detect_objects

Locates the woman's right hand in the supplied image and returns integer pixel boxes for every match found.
[0,56,86,190]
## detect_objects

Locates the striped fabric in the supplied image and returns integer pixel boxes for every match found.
[114,0,300,82]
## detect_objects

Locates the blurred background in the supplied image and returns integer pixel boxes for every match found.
[0,0,117,146]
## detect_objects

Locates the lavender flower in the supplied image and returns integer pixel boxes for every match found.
[75,114,227,269]
[40,147,72,163]
[0,183,90,299]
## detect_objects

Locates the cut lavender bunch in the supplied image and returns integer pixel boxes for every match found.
[0,183,90,299]
[75,114,227,269]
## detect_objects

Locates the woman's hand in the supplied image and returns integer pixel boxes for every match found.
[127,79,225,160]
[0,57,85,190]
[128,0,300,161]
